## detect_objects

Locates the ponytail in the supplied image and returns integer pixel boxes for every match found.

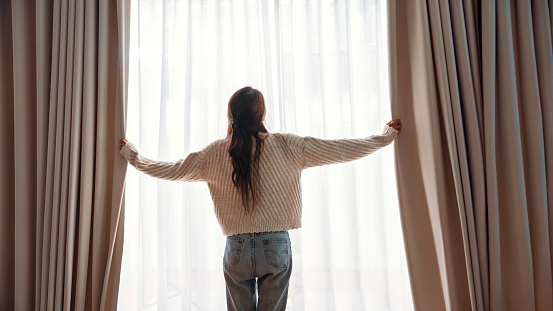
[227,87,267,213]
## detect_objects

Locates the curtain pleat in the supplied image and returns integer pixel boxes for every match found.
[11,2,39,311]
[35,0,54,308]
[0,1,16,310]
[0,0,130,310]
[389,0,553,310]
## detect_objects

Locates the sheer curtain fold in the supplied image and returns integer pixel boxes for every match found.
[0,0,130,310]
[389,0,553,310]
[118,0,413,310]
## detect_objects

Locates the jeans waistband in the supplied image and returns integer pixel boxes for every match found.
[228,230,288,237]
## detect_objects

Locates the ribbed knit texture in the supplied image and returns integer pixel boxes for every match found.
[120,125,398,236]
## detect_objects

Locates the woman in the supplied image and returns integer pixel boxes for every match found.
[119,86,402,311]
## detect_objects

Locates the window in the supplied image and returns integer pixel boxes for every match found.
[118,1,413,310]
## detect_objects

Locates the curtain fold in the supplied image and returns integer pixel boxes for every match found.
[0,0,130,310]
[388,0,553,310]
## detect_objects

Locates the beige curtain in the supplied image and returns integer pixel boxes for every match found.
[388,0,553,310]
[0,0,130,310]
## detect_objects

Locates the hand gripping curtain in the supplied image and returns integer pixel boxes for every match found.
[0,0,130,310]
[388,0,553,310]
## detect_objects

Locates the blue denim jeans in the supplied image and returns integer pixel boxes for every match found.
[223,231,292,311]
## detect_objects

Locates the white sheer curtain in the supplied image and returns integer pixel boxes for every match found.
[117,0,413,310]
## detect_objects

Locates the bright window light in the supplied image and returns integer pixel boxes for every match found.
[118,1,413,310]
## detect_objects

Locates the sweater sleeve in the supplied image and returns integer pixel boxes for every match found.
[119,141,207,181]
[301,125,398,169]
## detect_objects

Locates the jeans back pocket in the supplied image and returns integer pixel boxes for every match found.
[224,237,244,268]
[262,238,290,271]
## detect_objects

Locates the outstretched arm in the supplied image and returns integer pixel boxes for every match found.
[301,120,401,169]
[119,140,206,182]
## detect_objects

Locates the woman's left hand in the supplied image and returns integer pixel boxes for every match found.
[120,139,128,150]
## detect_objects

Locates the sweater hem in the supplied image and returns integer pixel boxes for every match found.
[221,222,302,236]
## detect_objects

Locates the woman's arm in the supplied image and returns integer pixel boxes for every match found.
[119,140,206,182]
[301,120,401,169]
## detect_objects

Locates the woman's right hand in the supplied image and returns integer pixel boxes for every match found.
[387,119,402,134]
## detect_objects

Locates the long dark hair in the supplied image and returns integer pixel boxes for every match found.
[227,87,268,213]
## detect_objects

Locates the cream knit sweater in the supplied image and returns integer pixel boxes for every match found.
[120,126,398,236]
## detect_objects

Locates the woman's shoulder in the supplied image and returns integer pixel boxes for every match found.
[207,137,229,150]
[263,132,305,152]
[271,132,304,143]
[259,131,301,138]
[193,137,227,157]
